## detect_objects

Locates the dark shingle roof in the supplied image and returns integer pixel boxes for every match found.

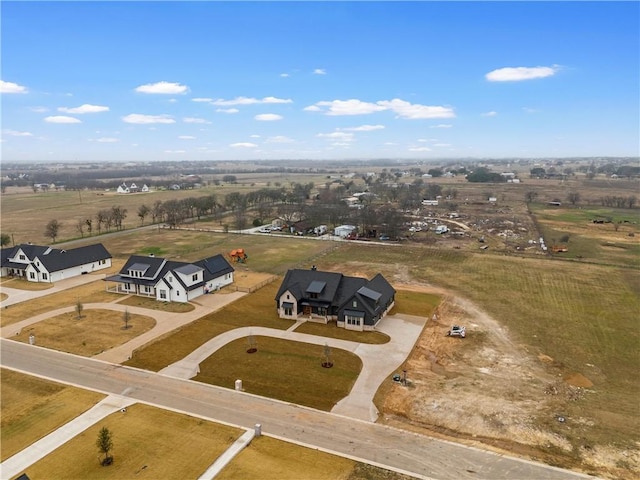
[1,243,111,273]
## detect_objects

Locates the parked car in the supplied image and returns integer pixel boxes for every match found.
[379,235,390,241]
[258,227,272,233]
[446,325,466,338]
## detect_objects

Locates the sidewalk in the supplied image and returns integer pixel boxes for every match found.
[0,395,135,480]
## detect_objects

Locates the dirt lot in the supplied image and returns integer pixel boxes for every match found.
[378,282,638,480]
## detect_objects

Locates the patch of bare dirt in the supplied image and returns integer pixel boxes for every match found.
[378,287,638,479]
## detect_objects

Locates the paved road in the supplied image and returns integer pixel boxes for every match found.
[1,339,594,480]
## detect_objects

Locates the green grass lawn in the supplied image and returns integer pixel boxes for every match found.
[124,281,294,371]
[389,289,441,317]
[194,336,362,411]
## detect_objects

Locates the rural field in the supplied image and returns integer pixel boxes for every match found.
[1,164,639,479]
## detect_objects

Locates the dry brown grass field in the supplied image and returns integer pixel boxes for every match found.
[13,309,156,356]
[0,276,121,327]
[22,403,243,480]
[1,369,105,461]
[216,435,415,480]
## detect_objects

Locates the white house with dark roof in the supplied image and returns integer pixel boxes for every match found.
[104,254,234,302]
[275,267,396,331]
[0,243,112,283]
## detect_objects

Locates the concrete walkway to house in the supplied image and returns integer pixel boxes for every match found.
[0,272,107,308]
[0,395,136,480]
[159,314,427,422]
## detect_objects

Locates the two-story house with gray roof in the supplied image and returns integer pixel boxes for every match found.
[104,253,234,302]
[0,243,112,283]
[275,267,395,331]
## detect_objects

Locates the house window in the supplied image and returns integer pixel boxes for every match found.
[29,272,35,279]
[352,300,357,308]
[19,254,26,260]
[42,273,48,280]
[284,306,293,316]
[169,276,173,283]
[318,307,327,316]
[192,273,198,282]
[160,290,167,299]
[310,292,318,299]
[346,315,362,326]
[176,291,180,296]
[125,283,131,290]
[286,294,290,299]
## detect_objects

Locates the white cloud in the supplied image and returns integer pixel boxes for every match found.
[482,111,498,117]
[178,135,196,140]
[377,99,455,119]
[192,97,214,102]
[317,132,354,142]
[183,117,210,124]
[211,96,292,106]
[266,135,294,143]
[408,146,432,152]
[230,142,258,148]
[3,129,33,137]
[164,149,186,153]
[135,81,189,94]
[523,107,539,114]
[250,134,261,138]
[313,68,327,75]
[433,143,451,147]
[307,98,454,119]
[58,104,109,114]
[1,80,28,94]
[168,98,178,103]
[29,106,49,113]
[339,124,385,132]
[312,99,387,116]
[122,114,175,124]
[44,115,81,124]
[216,108,239,114]
[95,137,119,143]
[255,113,283,121]
[485,65,559,82]
[430,124,453,129]
[280,73,290,78]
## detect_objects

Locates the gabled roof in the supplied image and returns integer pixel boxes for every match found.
[105,253,234,291]
[194,254,235,280]
[275,269,344,304]
[1,243,111,273]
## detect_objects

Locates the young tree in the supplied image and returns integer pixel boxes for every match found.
[76,300,84,319]
[122,308,131,329]
[96,426,114,465]
[44,219,62,243]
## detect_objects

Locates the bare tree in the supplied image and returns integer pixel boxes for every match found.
[122,308,131,329]
[567,192,581,205]
[76,219,85,238]
[137,204,150,226]
[44,219,62,243]
[525,191,538,203]
[76,300,84,319]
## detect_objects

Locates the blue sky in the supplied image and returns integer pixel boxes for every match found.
[1,1,638,162]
